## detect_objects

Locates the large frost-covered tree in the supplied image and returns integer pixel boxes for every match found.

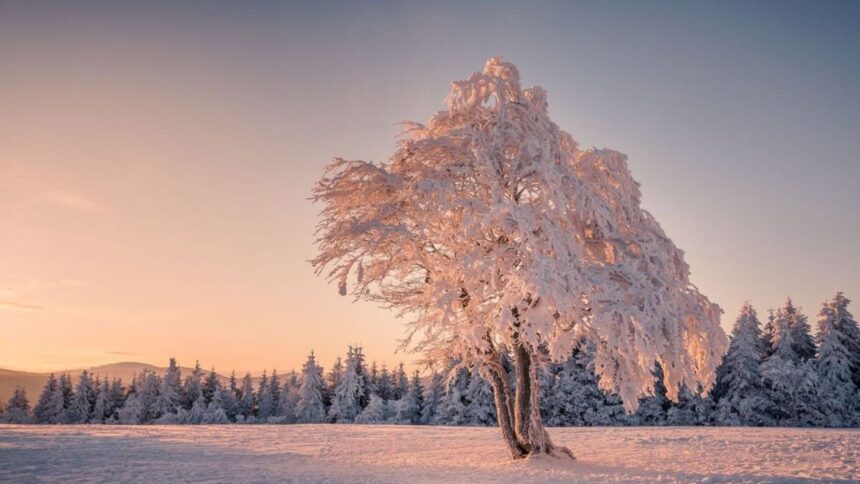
[312,58,727,458]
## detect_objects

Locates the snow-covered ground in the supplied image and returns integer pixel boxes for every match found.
[1,424,857,482]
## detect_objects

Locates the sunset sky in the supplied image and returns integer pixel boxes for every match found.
[1,1,858,374]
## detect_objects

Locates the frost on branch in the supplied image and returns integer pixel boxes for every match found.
[312,57,727,411]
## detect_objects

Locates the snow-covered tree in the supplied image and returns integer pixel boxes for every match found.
[312,57,727,457]
[182,361,203,410]
[1,387,31,423]
[355,394,389,424]
[328,346,366,423]
[68,370,95,424]
[269,370,282,417]
[33,373,59,424]
[815,300,859,427]
[421,371,444,425]
[295,352,327,423]
[436,366,470,426]
[237,373,255,420]
[392,370,425,425]
[712,303,772,426]
[465,366,495,426]
[256,371,273,420]
[393,363,409,402]
[201,387,230,424]
[376,365,394,401]
[157,357,182,417]
[632,363,669,426]
[827,292,860,387]
[92,377,113,424]
[323,357,343,408]
[202,367,220,405]
[781,299,816,361]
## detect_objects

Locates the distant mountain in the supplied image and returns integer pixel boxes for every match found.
[0,362,295,401]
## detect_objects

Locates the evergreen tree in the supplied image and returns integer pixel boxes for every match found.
[328,346,365,423]
[421,371,444,425]
[69,370,95,424]
[33,373,59,424]
[323,357,343,408]
[712,303,772,426]
[760,310,798,425]
[782,298,816,361]
[815,300,859,427]
[632,362,669,425]
[237,373,255,419]
[436,366,470,425]
[92,377,113,423]
[202,367,220,405]
[393,370,425,425]
[108,378,125,420]
[829,292,860,387]
[465,366,495,426]
[376,365,393,401]
[182,361,204,410]
[1,387,31,423]
[269,369,282,417]
[256,371,273,420]
[201,387,230,424]
[157,357,182,416]
[295,352,327,423]
[393,363,409,401]
[355,394,389,424]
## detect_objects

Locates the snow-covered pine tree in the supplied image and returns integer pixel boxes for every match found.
[421,371,444,425]
[356,394,389,424]
[312,58,727,458]
[202,367,220,405]
[436,366,470,425]
[256,371,272,420]
[328,346,365,423]
[92,377,112,424]
[269,369,282,418]
[828,292,860,387]
[33,373,59,424]
[68,370,95,424]
[323,357,343,408]
[108,378,125,420]
[815,299,859,427]
[295,352,327,423]
[465,366,495,426]
[201,386,230,424]
[237,373,255,420]
[760,310,798,425]
[712,303,772,426]
[182,361,203,411]
[392,370,425,425]
[782,299,816,361]
[1,387,31,423]
[632,362,669,426]
[393,363,409,401]
[157,357,182,417]
[376,365,393,401]
[762,310,777,358]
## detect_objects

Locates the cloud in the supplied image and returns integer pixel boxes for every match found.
[44,190,108,214]
[104,350,139,356]
[0,299,43,310]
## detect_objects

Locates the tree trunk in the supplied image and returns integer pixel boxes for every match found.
[513,342,533,451]
[481,361,525,459]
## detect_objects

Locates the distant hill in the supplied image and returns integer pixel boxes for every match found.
[0,362,295,401]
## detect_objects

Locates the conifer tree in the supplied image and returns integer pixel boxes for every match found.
[465,366,495,426]
[328,347,365,423]
[829,292,860,387]
[393,370,425,425]
[355,394,389,424]
[295,352,327,423]
[237,373,255,420]
[421,371,444,425]
[256,371,272,420]
[33,373,59,424]
[815,299,859,427]
[712,303,772,426]
[436,366,470,425]
[269,369,282,417]
[92,377,113,424]
[157,357,182,416]
[182,361,204,410]
[1,387,31,423]
[633,362,669,425]
[202,367,220,405]
[783,299,816,361]
[69,370,95,424]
